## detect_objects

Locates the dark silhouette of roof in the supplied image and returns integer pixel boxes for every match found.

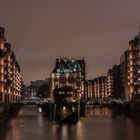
[52,58,85,73]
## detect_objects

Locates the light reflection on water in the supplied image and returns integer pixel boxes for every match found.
[0,106,140,140]
[85,105,112,118]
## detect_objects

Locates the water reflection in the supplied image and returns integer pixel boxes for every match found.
[0,105,140,140]
[111,114,140,140]
[85,105,112,118]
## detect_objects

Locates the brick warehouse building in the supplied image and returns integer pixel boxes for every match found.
[120,31,140,101]
[0,27,22,103]
[85,76,108,99]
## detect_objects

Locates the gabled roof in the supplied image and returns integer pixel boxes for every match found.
[52,58,83,73]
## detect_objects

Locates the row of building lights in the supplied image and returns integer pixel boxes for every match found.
[0,27,22,103]
[86,29,140,101]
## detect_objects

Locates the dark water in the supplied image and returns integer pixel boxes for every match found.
[0,105,140,140]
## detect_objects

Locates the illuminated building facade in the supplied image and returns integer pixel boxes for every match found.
[120,51,129,100]
[128,34,140,100]
[93,76,108,98]
[107,65,121,98]
[107,69,114,97]
[0,27,22,103]
[120,31,140,101]
[85,80,94,99]
[50,58,86,102]
[86,76,108,99]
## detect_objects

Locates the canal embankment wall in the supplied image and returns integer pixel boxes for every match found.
[0,103,21,122]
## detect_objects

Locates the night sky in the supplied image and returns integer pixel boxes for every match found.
[0,0,140,84]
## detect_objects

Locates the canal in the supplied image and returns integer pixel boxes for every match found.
[0,105,140,140]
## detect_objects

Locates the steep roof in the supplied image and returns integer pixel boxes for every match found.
[52,58,83,73]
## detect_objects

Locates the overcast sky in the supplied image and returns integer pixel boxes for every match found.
[0,0,140,84]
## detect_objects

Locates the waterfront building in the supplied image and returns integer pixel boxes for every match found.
[107,69,114,97]
[93,76,108,98]
[85,79,94,99]
[50,58,86,102]
[29,80,47,98]
[86,76,108,99]
[120,51,129,100]
[107,65,121,98]
[128,33,140,100]
[120,30,140,101]
[20,84,31,99]
[0,27,22,103]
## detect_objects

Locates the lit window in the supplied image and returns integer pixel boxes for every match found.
[130,60,133,65]
[130,78,134,84]
[130,87,134,93]
[0,59,4,65]
[0,67,4,73]
[129,45,132,51]
[0,75,4,81]
[130,67,133,72]
[0,43,4,49]
[130,54,133,59]
[130,73,133,78]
